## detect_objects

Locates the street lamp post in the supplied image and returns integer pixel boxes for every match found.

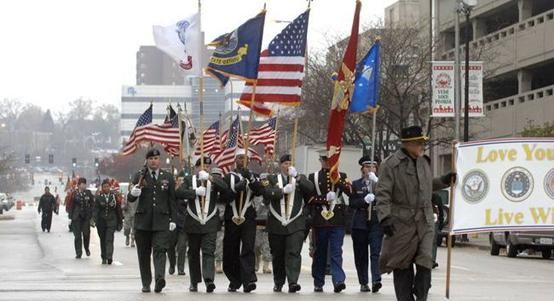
[462,2,474,142]
[458,0,477,142]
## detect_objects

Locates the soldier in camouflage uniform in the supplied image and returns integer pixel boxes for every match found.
[254,186,272,274]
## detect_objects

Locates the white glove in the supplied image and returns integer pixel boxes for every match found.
[288,166,298,178]
[130,185,142,197]
[195,186,206,197]
[369,172,378,183]
[364,193,375,204]
[326,191,336,201]
[283,183,294,194]
[198,170,210,181]
[169,222,176,231]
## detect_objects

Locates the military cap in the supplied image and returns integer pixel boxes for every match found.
[195,156,212,167]
[317,149,329,160]
[280,154,291,163]
[358,155,377,166]
[78,177,87,185]
[146,148,161,158]
[210,167,223,176]
[400,126,429,142]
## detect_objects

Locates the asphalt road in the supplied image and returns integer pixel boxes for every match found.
[1,177,554,300]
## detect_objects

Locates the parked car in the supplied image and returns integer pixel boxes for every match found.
[1,193,15,214]
[490,231,554,258]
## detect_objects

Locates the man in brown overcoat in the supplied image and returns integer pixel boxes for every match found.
[375,126,455,301]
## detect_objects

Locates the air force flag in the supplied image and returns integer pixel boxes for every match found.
[206,11,265,86]
[350,40,380,113]
[153,13,203,76]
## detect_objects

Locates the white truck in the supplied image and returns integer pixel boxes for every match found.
[294,144,363,182]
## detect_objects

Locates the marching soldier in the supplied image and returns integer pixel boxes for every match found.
[176,157,228,293]
[212,168,226,274]
[127,148,177,293]
[38,186,57,232]
[375,126,455,301]
[168,171,188,276]
[350,156,383,293]
[253,192,272,274]
[92,179,123,264]
[222,149,264,293]
[122,185,137,248]
[307,150,352,293]
[264,154,314,293]
[67,178,94,258]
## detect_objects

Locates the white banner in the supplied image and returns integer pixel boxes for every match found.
[452,138,554,234]
[153,13,203,76]
[431,61,455,117]
[431,61,484,118]
[461,61,484,117]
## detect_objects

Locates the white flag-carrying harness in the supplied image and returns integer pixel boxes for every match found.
[229,172,252,222]
[269,174,303,226]
[187,175,217,225]
[153,13,203,76]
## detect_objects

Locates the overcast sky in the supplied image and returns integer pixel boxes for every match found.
[0,0,396,114]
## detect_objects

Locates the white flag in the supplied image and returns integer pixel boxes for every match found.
[153,13,203,76]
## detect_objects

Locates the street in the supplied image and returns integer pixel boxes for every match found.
[1,184,554,301]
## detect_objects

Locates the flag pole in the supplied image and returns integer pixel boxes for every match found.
[445,141,457,299]
[241,79,258,216]
[370,108,377,160]
[268,109,280,172]
[177,107,184,163]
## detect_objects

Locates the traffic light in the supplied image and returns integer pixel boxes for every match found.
[94,157,99,168]
[25,154,30,164]
[48,154,54,164]
[72,158,77,168]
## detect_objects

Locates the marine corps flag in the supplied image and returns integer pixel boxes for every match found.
[206,11,266,86]
[326,0,361,184]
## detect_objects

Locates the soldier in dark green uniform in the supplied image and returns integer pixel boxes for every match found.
[222,149,264,293]
[93,179,123,264]
[67,178,94,259]
[264,154,315,293]
[176,156,228,293]
[168,172,188,276]
[127,149,177,293]
[307,150,352,293]
[38,186,57,232]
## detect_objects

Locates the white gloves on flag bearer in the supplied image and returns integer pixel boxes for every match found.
[288,166,298,178]
[169,222,176,231]
[283,183,294,194]
[198,170,210,181]
[130,185,142,197]
[326,191,336,201]
[364,193,375,204]
[369,172,378,183]
[195,186,206,197]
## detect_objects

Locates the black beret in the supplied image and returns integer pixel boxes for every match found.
[101,178,111,186]
[400,126,429,142]
[280,154,291,163]
[78,178,87,185]
[195,156,212,167]
[146,148,161,159]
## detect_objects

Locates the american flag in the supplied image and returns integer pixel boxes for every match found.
[121,105,153,156]
[214,117,240,173]
[121,104,181,156]
[162,105,181,156]
[248,117,277,155]
[239,10,309,105]
[194,120,221,158]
